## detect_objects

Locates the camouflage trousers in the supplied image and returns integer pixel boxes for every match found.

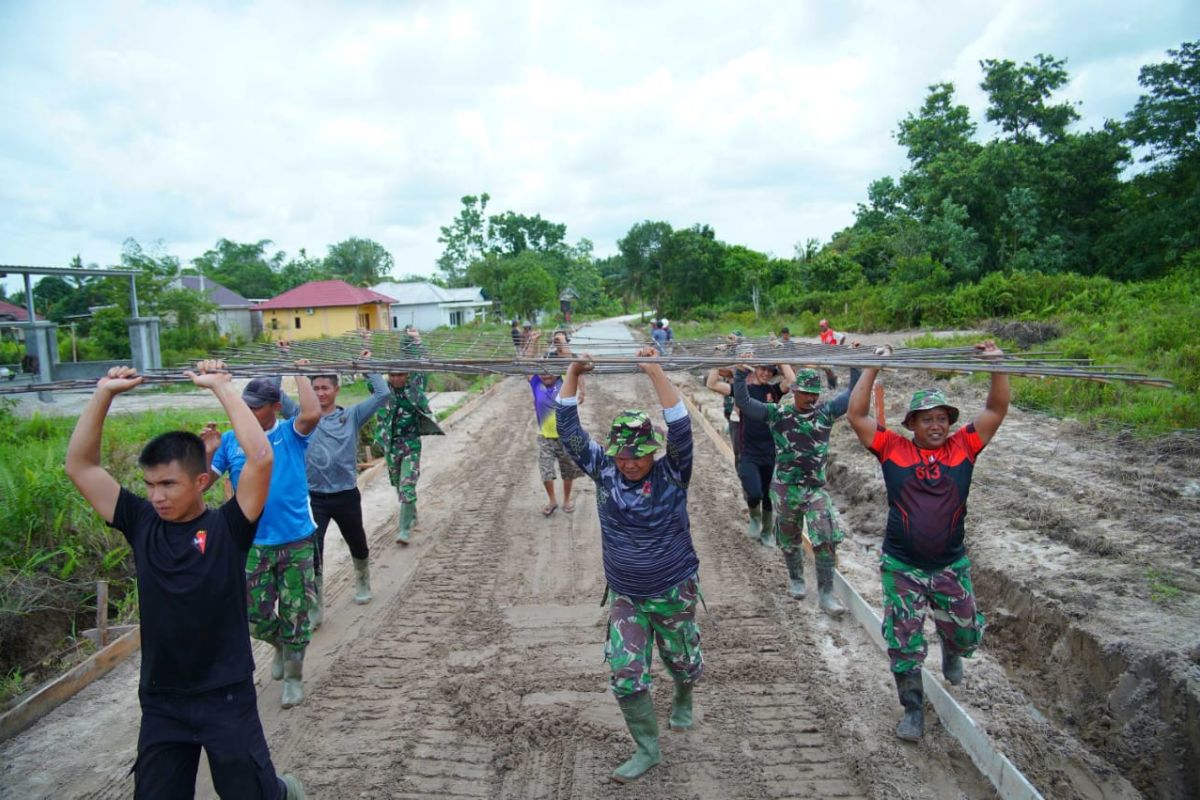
[386,436,422,504]
[769,482,845,552]
[246,536,316,656]
[605,576,704,699]
[880,553,984,674]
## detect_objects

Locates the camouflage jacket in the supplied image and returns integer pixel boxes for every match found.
[733,368,860,487]
[374,372,434,448]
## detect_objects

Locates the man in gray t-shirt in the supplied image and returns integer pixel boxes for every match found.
[298,367,390,626]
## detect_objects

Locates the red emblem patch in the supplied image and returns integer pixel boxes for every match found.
[641,481,653,495]
[193,530,207,555]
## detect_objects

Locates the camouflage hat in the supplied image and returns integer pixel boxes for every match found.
[605,409,665,458]
[790,368,822,394]
[903,388,960,427]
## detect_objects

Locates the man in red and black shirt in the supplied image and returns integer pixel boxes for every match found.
[847,341,1009,743]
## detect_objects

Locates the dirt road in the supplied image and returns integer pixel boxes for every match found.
[3,328,1197,799]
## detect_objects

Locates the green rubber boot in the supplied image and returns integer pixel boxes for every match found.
[894,670,925,742]
[270,641,284,681]
[761,508,774,543]
[280,774,306,799]
[611,692,662,783]
[784,548,807,599]
[669,680,694,732]
[352,557,372,605]
[396,501,415,544]
[815,556,846,617]
[310,571,324,631]
[281,651,305,709]
[942,647,963,686]
[745,506,762,541]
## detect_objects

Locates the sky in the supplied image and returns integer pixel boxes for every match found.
[1,0,1196,292]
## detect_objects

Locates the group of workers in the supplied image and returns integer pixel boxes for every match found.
[63,316,1010,796]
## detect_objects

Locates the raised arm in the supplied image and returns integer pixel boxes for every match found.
[65,367,145,523]
[349,371,391,429]
[636,346,680,408]
[560,354,591,400]
[185,361,274,521]
[827,368,863,418]
[556,357,604,478]
[971,341,1010,446]
[293,370,320,436]
[706,368,732,397]
[778,363,795,393]
[732,368,770,423]
[847,346,889,448]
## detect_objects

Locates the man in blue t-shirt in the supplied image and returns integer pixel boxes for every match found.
[558,347,700,784]
[65,361,304,799]
[207,373,320,710]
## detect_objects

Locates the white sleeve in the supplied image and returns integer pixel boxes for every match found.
[662,400,688,423]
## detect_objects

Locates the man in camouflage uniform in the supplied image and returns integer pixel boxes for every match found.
[375,364,442,543]
[557,348,700,784]
[847,342,1009,742]
[734,361,860,615]
[207,375,321,710]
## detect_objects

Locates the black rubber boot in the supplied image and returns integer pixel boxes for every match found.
[784,548,807,599]
[942,647,963,686]
[894,670,925,742]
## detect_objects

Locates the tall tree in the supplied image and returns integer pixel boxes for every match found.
[500,251,557,321]
[436,193,492,285]
[325,238,394,287]
[488,211,567,256]
[617,221,673,313]
[1125,40,1200,168]
[980,54,1079,143]
[896,82,977,168]
[192,239,285,299]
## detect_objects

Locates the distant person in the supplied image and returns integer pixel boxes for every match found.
[650,320,667,354]
[817,319,846,387]
[661,318,674,353]
[65,362,304,799]
[208,371,321,711]
[846,341,1009,742]
[557,347,701,784]
[510,320,522,353]
[528,367,584,516]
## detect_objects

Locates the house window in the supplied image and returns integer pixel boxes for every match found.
[392,316,398,329]
[271,318,279,330]
[294,316,302,330]
[450,310,463,327]
[360,313,371,329]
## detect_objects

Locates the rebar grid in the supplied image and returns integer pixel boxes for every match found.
[0,328,1174,394]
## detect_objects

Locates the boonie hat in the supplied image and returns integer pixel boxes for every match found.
[790,369,822,394]
[605,410,665,459]
[903,388,960,427]
[243,378,282,408]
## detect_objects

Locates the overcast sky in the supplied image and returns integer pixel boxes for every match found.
[1,0,1196,289]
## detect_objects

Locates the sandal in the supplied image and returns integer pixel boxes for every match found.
[542,503,558,517]
[563,501,576,513]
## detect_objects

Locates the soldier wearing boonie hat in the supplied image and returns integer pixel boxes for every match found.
[556,347,702,784]
[734,359,861,616]
[846,341,1010,743]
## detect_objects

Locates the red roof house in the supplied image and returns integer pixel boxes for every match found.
[0,299,44,322]
[253,280,397,339]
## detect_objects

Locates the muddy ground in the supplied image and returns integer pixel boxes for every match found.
[1,328,1198,799]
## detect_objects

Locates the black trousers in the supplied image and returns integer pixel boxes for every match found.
[134,679,282,799]
[310,488,370,577]
[737,458,775,511]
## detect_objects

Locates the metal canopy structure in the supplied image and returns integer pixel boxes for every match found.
[0,264,142,318]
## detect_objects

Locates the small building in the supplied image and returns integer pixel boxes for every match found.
[178,275,258,342]
[372,281,490,330]
[254,280,397,340]
[0,299,43,325]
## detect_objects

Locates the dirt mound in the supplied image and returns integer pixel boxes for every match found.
[984,319,1062,348]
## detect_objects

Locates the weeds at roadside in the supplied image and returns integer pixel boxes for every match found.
[1146,569,1184,604]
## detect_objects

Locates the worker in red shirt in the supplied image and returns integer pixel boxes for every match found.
[818,319,845,346]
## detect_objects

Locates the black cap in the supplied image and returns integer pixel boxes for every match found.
[242,378,282,408]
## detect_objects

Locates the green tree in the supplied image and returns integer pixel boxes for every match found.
[488,211,567,256]
[980,54,1079,143]
[896,82,977,167]
[500,251,557,321]
[437,193,492,285]
[658,225,730,315]
[277,248,329,291]
[192,239,285,299]
[1125,40,1200,168]
[617,220,673,313]
[325,237,394,287]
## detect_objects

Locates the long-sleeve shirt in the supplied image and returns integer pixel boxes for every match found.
[305,373,390,493]
[556,397,698,598]
[734,368,860,488]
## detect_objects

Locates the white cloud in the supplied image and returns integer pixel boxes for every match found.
[0,0,1196,293]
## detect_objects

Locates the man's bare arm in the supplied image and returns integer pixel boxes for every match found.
[847,346,890,448]
[65,367,145,523]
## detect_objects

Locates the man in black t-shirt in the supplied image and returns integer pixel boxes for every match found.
[65,362,304,799]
